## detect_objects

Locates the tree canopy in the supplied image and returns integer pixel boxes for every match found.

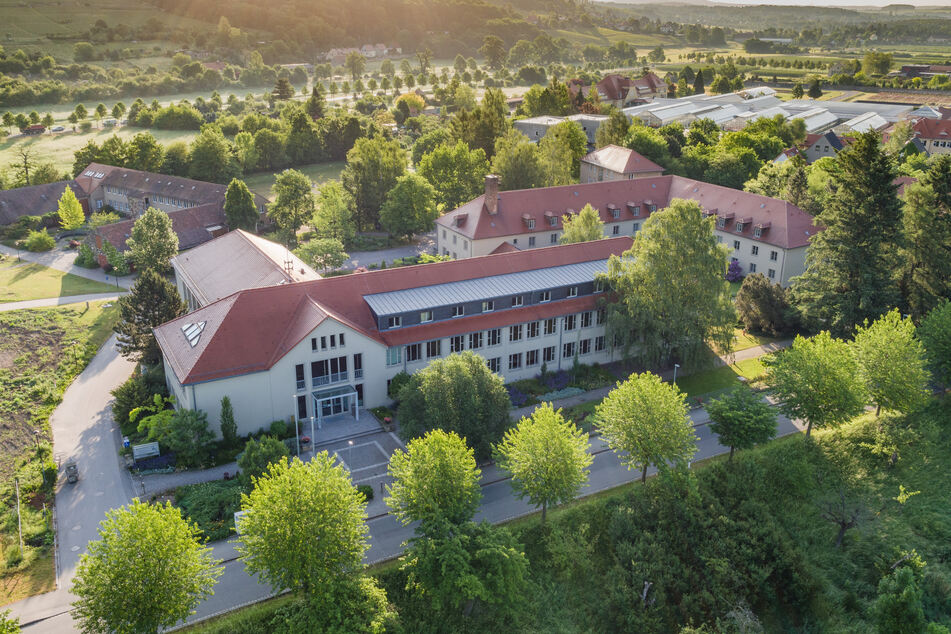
[560,203,605,245]
[417,141,489,209]
[58,186,85,230]
[706,388,777,460]
[223,178,259,232]
[312,180,356,245]
[126,207,179,274]
[341,135,407,230]
[268,169,314,241]
[114,269,185,366]
[379,173,439,239]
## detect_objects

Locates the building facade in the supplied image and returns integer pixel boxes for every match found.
[155,239,632,437]
[580,146,665,183]
[435,175,818,286]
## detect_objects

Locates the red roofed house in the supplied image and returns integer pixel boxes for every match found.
[154,238,631,436]
[901,118,951,156]
[581,146,665,182]
[569,73,667,108]
[436,174,819,286]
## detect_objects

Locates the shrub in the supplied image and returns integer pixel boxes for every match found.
[357,484,374,501]
[238,435,289,484]
[735,272,795,336]
[173,479,244,541]
[220,397,238,446]
[76,242,99,268]
[388,371,412,402]
[25,229,55,252]
[725,259,743,282]
[268,419,287,439]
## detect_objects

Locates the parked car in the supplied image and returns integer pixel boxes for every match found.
[51,125,65,132]
[64,461,79,484]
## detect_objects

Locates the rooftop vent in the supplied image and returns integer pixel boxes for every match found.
[182,321,206,347]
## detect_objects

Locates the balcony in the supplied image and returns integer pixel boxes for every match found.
[313,371,348,387]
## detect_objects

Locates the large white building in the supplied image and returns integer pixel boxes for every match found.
[155,239,632,437]
[436,175,818,286]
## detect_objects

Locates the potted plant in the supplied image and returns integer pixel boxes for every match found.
[300,436,312,451]
[382,416,393,431]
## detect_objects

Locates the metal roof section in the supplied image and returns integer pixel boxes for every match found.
[364,259,608,317]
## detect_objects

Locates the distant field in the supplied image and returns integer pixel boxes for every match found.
[243,162,346,201]
[0,126,199,176]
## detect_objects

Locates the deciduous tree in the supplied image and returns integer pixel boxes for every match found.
[766,332,866,437]
[735,272,795,336]
[851,309,930,415]
[238,435,289,484]
[223,178,259,231]
[294,237,348,271]
[595,109,631,148]
[57,186,85,230]
[494,403,592,521]
[386,429,481,527]
[379,173,439,239]
[872,567,927,634]
[341,135,407,230]
[188,125,239,184]
[595,372,696,481]
[417,141,489,209]
[397,351,511,460]
[491,128,544,191]
[559,203,605,244]
[269,169,314,241]
[126,207,179,274]
[238,454,368,594]
[601,198,735,368]
[312,181,356,245]
[918,300,951,385]
[479,35,506,71]
[72,500,221,634]
[706,388,777,460]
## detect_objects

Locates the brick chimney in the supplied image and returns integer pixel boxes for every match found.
[484,174,500,215]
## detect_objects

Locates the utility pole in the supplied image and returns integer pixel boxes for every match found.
[14,478,23,550]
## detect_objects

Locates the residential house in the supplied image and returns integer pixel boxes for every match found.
[0,181,87,226]
[897,118,951,155]
[436,174,818,286]
[154,238,632,436]
[580,146,665,183]
[172,229,321,312]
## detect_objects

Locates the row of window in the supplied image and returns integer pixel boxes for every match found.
[486,336,606,372]
[294,354,364,390]
[107,198,132,212]
[311,333,346,351]
[388,310,606,366]
[385,285,603,330]
[720,237,779,261]
[715,217,767,238]
[729,257,778,279]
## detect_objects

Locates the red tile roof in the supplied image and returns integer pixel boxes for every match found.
[489,241,520,254]
[436,175,818,249]
[94,203,226,252]
[911,117,951,140]
[597,74,634,101]
[155,237,633,385]
[582,145,665,175]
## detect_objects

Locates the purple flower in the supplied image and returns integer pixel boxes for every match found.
[725,260,743,282]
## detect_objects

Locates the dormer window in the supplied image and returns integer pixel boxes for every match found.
[451,305,465,318]
[482,300,494,313]
[717,217,726,229]
[735,221,744,232]
[548,215,557,226]
[512,295,523,307]
[753,227,762,238]
[527,219,535,229]
[627,202,640,216]
[420,310,433,323]
[611,208,620,219]
[387,316,402,329]
[595,280,605,293]
[567,286,578,298]
[540,290,551,303]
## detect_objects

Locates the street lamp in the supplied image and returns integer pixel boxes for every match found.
[347,440,354,471]
[673,363,680,384]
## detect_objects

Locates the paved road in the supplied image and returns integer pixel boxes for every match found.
[0,293,122,313]
[13,336,136,630]
[343,233,436,269]
[0,243,134,290]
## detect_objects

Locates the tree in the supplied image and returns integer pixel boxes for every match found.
[41,112,54,129]
[560,204,604,244]
[126,132,165,172]
[693,71,705,95]
[766,332,866,437]
[311,181,356,245]
[341,136,407,230]
[494,403,591,522]
[398,351,511,461]
[306,84,326,120]
[161,141,191,177]
[273,77,294,100]
[919,300,951,385]
[294,238,348,271]
[111,102,126,120]
[791,82,804,99]
[885,120,915,155]
[57,186,85,230]
[735,273,795,336]
[417,141,489,209]
[219,396,237,446]
[416,48,433,74]
[134,407,215,468]
[706,388,777,460]
[126,207,179,274]
[402,519,528,621]
[74,103,88,122]
[807,77,822,98]
[345,51,367,81]
[269,169,314,241]
[602,198,734,368]
[872,567,927,634]
[71,500,220,634]
[238,454,368,594]
[253,128,287,171]
[863,51,893,76]
[386,429,481,527]
[545,120,588,178]
[223,179,259,232]
[189,125,239,184]
[114,270,186,366]
[595,109,631,148]
[379,173,439,239]
[851,309,930,416]
[450,88,510,159]
[790,132,903,336]
[0,610,18,634]
[596,372,695,482]
[478,35,507,71]
[238,435,289,484]
[491,128,544,191]
[94,103,107,126]
[900,160,951,320]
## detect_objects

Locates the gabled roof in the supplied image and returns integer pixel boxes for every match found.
[582,145,664,175]
[804,131,845,151]
[75,162,229,204]
[154,238,632,385]
[597,74,634,101]
[171,229,320,306]
[0,180,85,225]
[95,203,226,252]
[911,117,951,140]
[436,175,818,250]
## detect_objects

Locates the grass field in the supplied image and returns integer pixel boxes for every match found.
[0,125,199,177]
[0,300,119,605]
[0,258,116,303]
[242,162,346,201]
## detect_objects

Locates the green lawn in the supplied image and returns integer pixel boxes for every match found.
[0,259,116,303]
[242,161,346,201]
[676,355,770,401]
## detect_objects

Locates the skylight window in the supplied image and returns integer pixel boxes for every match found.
[182,321,206,347]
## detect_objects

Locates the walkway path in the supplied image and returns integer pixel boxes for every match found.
[0,292,122,312]
[343,232,436,269]
[0,243,134,289]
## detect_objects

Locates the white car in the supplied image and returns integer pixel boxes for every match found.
[51,125,65,132]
